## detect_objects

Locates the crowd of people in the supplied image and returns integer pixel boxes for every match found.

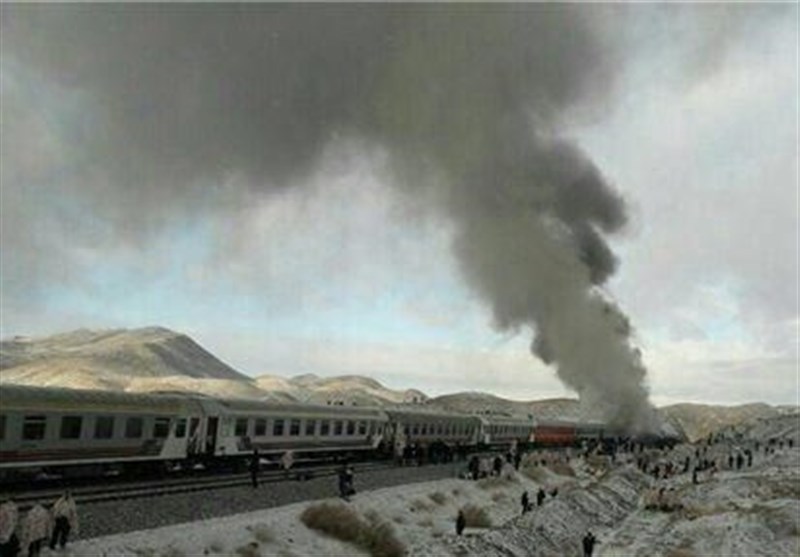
[0,491,78,557]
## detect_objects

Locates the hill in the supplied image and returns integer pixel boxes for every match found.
[0,327,250,392]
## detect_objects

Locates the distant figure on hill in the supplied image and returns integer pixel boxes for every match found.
[456,510,466,536]
[493,455,503,477]
[536,488,546,507]
[49,491,78,551]
[582,531,597,556]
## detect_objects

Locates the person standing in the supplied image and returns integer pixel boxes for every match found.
[536,487,546,507]
[49,491,78,551]
[0,498,20,557]
[521,491,530,515]
[456,510,466,536]
[21,505,49,557]
[249,449,260,488]
[582,531,597,557]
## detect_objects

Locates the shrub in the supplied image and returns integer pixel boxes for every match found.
[300,502,406,557]
[429,491,448,505]
[234,541,261,557]
[461,504,492,528]
[160,547,187,557]
[549,462,575,477]
[247,523,275,543]
[491,491,508,502]
[451,488,462,497]
[410,498,432,512]
[204,539,225,554]
[301,503,363,543]
[477,475,518,490]
[521,466,548,483]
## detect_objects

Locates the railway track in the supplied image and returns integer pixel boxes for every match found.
[2,460,398,510]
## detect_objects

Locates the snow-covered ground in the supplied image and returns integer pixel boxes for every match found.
[32,415,800,557]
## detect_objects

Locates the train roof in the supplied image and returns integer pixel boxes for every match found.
[382,406,481,421]
[0,383,192,411]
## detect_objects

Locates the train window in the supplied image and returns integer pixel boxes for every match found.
[94,416,115,439]
[154,417,171,439]
[235,418,249,437]
[412,424,418,435]
[60,416,82,440]
[358,421,366,435]
[403,425,409,435]
[125,417,144,438]
[334,421,343,436]
[23,416,47,441]
[305,420,316,436]
[175,418,187,438]
[321,420,330,436]
[254,419,267,436]
[0,415,5,441]
[346,421,355,435]
[273,419,285,436]
[290,419,301,436]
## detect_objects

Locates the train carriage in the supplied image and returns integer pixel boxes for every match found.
[382,408,481,462]
[478,414,537,449]
[203,397,389,460]
[0,384,197,478]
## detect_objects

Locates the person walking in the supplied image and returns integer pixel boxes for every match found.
[0,498,20,557]
[20,505,49,557]
[536,487,546,507]
[49,491,78,551]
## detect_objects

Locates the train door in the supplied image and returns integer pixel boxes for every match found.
[187,417,202,456]
[205,417,218,456]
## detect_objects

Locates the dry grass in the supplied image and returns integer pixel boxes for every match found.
[234,541,261,557]
[417,517,434,527]
[160,547,187,557]
[461,504,492,528]
[520,466,548,483]
[204,539,225,554]
[300,502,406,557]
[247,523,275,544]
[548,462,575,477]
[491,491,508,502]
[665,548,696,557]
[476,474,518,490]
[429,491,449,505]
[410,498,433,512]
[451,488,462,497]
[131,548,158,557]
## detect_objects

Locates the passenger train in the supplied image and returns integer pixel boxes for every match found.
[0,384,609,481]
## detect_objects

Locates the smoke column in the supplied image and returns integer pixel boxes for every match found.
[2,5,658,429]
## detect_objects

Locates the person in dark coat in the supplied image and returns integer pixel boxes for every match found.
[521,491,530,515]
[536,488,546,507]
[582,531,597,557]
[468,456,479,481]
[514,452,522,471]
[456,510,466,536]
[736,453,744,470]
[249,449,260,489]
[493,456,503,477]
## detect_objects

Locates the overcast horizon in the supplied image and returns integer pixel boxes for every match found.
[1,4,797,409]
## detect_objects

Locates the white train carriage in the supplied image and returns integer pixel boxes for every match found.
[478,414,536,448]
[382,408,482,453]
[0,384,197,477]
[198,397,390,459]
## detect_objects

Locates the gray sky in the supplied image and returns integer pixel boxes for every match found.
[1,4,797,407]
